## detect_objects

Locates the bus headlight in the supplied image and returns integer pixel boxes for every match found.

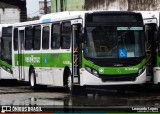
[92,70,99,76]
[85,66,92,73]
[138,66,146,75]
[138,68,143,75]
[85,66,99,77]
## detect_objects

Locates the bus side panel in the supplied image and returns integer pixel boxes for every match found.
[51,52,71,87]
[13,53,20,80]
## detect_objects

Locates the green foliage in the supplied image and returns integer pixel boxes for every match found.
[27,16,40,21]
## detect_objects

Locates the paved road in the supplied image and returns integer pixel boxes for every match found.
[0,80,160,113]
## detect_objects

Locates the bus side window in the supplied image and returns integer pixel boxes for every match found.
[42,26,50,49]
[33,25,41,50]
[25,26,33,50]
[51,23,60,49]
[61,22,71,49]
[14,28,18,51]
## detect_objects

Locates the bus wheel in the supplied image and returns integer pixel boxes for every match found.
[67,73,73,92]
[65,71,72,93]
[67,74,86,95]
[29,69,38,90]
[64,71,86,95]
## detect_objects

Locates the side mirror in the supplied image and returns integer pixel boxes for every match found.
[79,33,85,43]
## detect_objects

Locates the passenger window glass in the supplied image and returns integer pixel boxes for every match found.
[42,26,50,49]
[14,28,18,51]
[61,22,71,49]
[51,23,60,49]
[25,26,33,50]
[33,25,41,50]
[19,30,24,50]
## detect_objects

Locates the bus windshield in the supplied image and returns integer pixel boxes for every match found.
[1,27,12,65]
[84,26,145,58]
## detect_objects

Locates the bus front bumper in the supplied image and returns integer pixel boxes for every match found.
[80,69,146,86]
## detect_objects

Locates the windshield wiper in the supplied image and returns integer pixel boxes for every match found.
[117,27,131,49]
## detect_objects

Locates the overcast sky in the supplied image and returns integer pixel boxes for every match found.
[26,0,40,17]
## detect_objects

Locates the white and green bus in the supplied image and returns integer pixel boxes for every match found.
[138,11,160,84]
[11,11,146,93]
[0,24,15,80]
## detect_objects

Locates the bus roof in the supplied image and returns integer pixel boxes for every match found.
[40,10,142,23]
[40,11,87,23]
[13,20,41,27]
[14,10,142,27]
[13,11,82,27]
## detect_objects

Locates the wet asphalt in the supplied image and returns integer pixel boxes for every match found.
[0,80,160,113]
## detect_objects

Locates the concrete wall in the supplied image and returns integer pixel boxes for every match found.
[0,8,20,24]
[66,0,84,11]
[128,0,158,11]
[84,0,159,11]
[85,0,128,11]
[51,0,160,13]
[51,0,85,12]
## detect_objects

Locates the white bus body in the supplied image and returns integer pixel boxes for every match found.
[11,11,146,93]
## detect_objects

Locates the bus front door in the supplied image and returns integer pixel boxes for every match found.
[18,29,25,80]
[71,24,82,85]
[145,24,157,82]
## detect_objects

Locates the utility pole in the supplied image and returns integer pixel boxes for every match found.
[55,0,58,12]
[60,0,64,12]
[128,0,131,11]
[44,0,48,14]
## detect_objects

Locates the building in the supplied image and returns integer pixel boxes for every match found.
[0,2,20,24]
[51,0,160,13]
[0,0,27,23]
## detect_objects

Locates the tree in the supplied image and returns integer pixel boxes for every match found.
[27,16,40,21]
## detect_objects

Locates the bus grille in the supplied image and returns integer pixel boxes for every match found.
[99,74,138,82]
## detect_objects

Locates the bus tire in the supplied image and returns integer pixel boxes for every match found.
[64,70,72,93]
[67,75,86,95]
[64,70,76,94]
[29,68,38,90]
[64,69,87,95]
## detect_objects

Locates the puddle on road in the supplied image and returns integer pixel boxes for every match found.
[0,86,160,112]
[4,93,158,112]
[19,93,160,108]
[0,89,160,107]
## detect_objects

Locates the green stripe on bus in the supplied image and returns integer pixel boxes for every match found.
[14,53,72,68]
[14,53,146,75]
[1,60,12,70]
